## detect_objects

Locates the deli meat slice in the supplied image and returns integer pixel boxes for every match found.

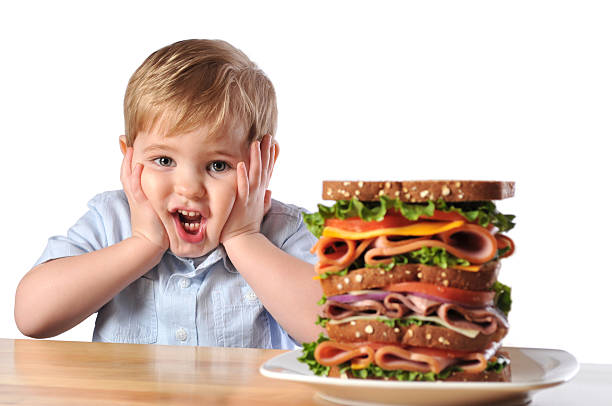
[314,340,374,368]
[312,237,373,274]
[383,293,440,317]
[437,303,509,335]
[365,224,497,265]
[374,346,456,374]
[323,299,386,320]
[456,352,487,373]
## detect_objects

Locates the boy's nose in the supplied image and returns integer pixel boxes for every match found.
[174,176,206,200]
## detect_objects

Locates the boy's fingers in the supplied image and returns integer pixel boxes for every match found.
[263,189,272,215]
[260,135,271,180]
[237,162,249,202]
[249,140,262,187]
[120,147,134,187]
[131,163,146,201]
[266,142,275,186]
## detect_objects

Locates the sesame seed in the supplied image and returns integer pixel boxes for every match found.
[410,198,416,203]
[405,270,411,274]
[402,187,408,193]
[355,332,361,338]
[417,272,423,279]
[441,271,447,278]
[394,327,400,333]
[420,190,429,198]
[364,325,374,334]
[327,188,333,196]
[358,181,364,188]
[404,193,411,200]
[388,273,393,278]
[458,193,464,199]
[407,329,413,337]
[378,190,385,196]
[383,332,387,337]
[344,277,350,284]
[394,190,400,197]
[337,283,343,290]
[441,185,451,196]
[385,182,391,189]
[442,280,449,286]
[438,337,445,343]
[411,186,417,191]
[355,190,360,196]
[455,181,461,187]
[343,181,351,186]
[379,270,385,275]
[426,333,432,340]
[350,321,356,326]
[355,274,363,283]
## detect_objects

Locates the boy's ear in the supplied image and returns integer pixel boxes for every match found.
[272,139,280,165]
[119,135,128,156]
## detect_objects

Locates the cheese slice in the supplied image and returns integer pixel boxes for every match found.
[322,220,464,240]
[328,315,479,338]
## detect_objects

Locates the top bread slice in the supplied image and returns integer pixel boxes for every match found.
[323,180,514,202]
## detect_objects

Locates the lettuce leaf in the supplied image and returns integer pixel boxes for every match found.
[493,281,512,316]
[303,196,515,238]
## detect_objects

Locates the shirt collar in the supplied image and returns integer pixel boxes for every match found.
[167,245,237,275]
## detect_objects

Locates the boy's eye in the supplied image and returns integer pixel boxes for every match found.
[154,157,175,167]
[209,161,229,172]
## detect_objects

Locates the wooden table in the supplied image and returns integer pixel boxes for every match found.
[0,338,610,405]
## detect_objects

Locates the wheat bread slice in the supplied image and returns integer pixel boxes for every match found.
[320,261,500,297]
[326,319,507,353]
[323,180,514,202]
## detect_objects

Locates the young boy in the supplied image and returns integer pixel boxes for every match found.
[15,39,323,349]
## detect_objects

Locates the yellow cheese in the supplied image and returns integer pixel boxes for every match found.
[452,265,481,272]
[322,220,464,240]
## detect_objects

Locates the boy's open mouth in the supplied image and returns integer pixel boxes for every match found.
[176,210,203,235]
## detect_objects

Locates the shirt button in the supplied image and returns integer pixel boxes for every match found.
[179,278,191,288]
[175,328,188,342]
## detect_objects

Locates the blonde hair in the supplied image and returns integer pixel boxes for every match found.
[123,39,277,146]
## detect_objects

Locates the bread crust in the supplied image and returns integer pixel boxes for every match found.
[322,180,515,202]
[326,319,507,353]
[320,261,500,296]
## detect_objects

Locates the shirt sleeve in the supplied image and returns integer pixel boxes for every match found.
[33,193,120,267]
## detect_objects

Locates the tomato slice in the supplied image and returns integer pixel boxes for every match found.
[384,282,494,307]
[325,209,467,232]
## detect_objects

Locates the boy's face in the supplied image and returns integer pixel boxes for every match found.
[127,121,251,258]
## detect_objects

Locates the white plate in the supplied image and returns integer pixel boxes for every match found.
[259,347,579,406]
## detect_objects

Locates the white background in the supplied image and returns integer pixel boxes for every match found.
[1,1,610,364]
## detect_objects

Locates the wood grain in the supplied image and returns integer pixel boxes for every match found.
[0,338,327,405]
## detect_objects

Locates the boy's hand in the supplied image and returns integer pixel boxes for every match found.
[120,147,169,252]
[220,135,276,244]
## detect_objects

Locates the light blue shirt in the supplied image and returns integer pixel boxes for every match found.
[34,190,318,349]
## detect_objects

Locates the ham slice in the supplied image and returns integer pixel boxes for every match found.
[383,293,441,318]
[312,237,373,274]
[323,299,386,320]
[437,303,509,335]
[314,341,497,375]
[365,224,497,265]
[314,340,375,369]
[374,346,456,374]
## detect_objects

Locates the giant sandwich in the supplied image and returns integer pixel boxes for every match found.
[298,180,515,381]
